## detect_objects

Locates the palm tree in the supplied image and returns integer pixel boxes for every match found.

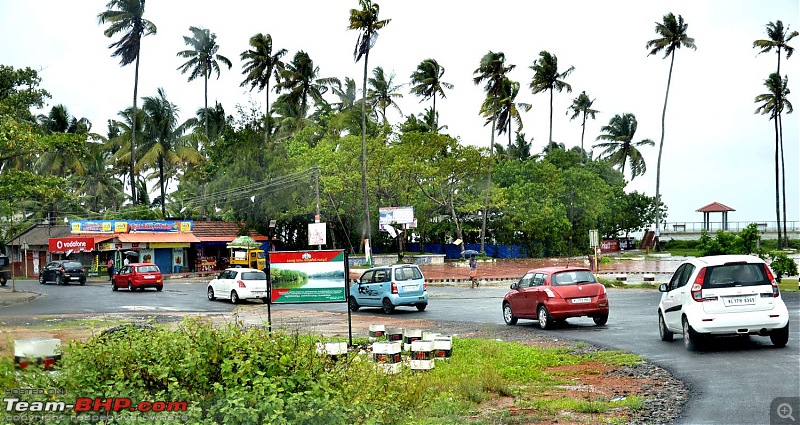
[275,51,339,128]
[529,51,574,143]
[240,33,287,147]
[753,20,797,247]
[567,91,599,160]
[755,73,793,247]
[474,51,515,254]
[646,12,696,236]
[593,113,654,180]
[349,0,391,254]
[176,26,232,140]
[367,66,403,124]
[97,0,156,204]
[77,142,124,213]
[485,77,531,157]
[107,106,146,199]
[409,58,453,132]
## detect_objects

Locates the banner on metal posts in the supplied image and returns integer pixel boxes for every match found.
[269,250,347,303]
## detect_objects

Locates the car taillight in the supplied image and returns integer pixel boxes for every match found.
[691,267,707,301]
[59,267,65,273]
[423,281,427,291]
[238,280,246,288]
[391,282,398,294]
[763,264,780,297]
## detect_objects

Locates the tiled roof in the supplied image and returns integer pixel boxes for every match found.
[191,221,268,241]
[696,202,736,212]
[7,224,72,246]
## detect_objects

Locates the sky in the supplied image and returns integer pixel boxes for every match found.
[1,0,798,227]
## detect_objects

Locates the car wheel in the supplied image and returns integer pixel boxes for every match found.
[156,285,163,291]
[39,274,45,285]
[416,304,427,311]
[0,278,5,286]
[261,297,269,304]
[382,298,395,314]
[207,287,216,301]
[128,282,134,292]
[58,275,66,285]
[502,303,518,325]
[537,305,553,330]
[348,296,360,312]
[593,314,608,326]
[770,324,789,348]
[79,279,85,286]
[231,290,240,304]
[112,283,118,291]
[682,317,700,351]
[658,312,673,341]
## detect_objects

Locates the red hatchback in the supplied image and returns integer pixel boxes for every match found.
[112,263,163,292]
[502,266,609,329]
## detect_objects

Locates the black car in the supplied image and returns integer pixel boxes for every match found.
[39,260,86,285]
[0,255,10,286]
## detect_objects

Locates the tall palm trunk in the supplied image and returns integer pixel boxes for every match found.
[265,84,271,147]
[654,52,676,240]
[779,114,787,246]
[158,155,166,218]
[773,109,783,247]
[548,89,554,142]
[204,71,209,140]
[432,95,437,133]
[360,49,371,254]
[131,54,140,204]
[580,112,587,161]
[480,103,496,254]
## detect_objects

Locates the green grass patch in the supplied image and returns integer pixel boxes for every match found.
[779,277,799,292]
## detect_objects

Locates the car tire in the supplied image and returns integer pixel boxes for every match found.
[593,314,608,326]
[112,283,118,291]
[382,298,394,314]
[0,278,5,286]
[682,317,700,351]
[659,312,673,341]
[415,304,427,311]
[261,297,268,304]
[79,279,85,286]
[58,275,66,285]
[128,282,134,292]
[348,296,360,312]
[207,287,216,301]
[156,285,163,291]
[39,274,45,285]
[231,290,240,304]
[770,324,789,348]
[537,305,553,330]
[502,303,518,325]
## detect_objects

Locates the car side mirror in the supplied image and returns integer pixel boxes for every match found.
[658,283,668,292]
[510,283,517,290]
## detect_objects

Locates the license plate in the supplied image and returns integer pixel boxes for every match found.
[404,285,419,291]
[251,291,264,296]
[70,276,79,280]
[144,275,155,279]
[571,297,591,304]
[723,296,755,306]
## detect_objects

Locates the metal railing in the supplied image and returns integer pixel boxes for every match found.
[662,221,799,233]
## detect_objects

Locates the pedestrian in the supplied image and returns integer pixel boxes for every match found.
[107,258,114,281]
[123,256,130,267]
[469,255,479,288]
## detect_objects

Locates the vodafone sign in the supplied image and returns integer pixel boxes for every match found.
[49,237,95,253]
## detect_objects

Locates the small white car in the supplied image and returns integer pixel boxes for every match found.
[207,268,268,304]
[657,254,789,351]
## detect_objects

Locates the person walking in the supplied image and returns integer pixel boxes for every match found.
[107,258,114,281]
[469,255,479,288]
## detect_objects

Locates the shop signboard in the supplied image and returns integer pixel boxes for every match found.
[48,237,95,253]
[269,250,346,304]
[70,220,194,234]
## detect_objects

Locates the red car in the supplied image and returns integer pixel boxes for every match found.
[112,263,163,292]
[502,266,609,329]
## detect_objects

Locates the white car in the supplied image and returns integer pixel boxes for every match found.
[657,254,789,351]
[207,268,268,304]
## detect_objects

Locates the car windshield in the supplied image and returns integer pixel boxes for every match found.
[552,271,596,286]
[705,263,768,288]
[242,271,266,280]
[137,265,160,273]
[0,257,8,267]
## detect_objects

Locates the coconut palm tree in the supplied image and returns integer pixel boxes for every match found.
[409,58,453,132]
[529,51,574,143]
[240,33,287,147]
[176,26,232,140]
[275,51,339,128]
[485,77,531,157]
[755,73,793,247]
[97,0,156,204]
[367,66,403,124]
[754,20,797,247]
[77,142,124,213]
[349,0,391,253]
[567,91,599,161]
[593,113,654,180]
[474,51,515,254]
[646,12,696,237]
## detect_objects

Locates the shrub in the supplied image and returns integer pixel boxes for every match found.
[768,251,798,282]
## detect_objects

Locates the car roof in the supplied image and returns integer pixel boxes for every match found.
[524,266,592,274]
[691,255,765,266]
[129,262,159,267]
[224,267,263,273]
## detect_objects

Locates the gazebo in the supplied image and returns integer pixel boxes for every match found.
[696,201,736,231]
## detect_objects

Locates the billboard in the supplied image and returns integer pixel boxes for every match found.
[379,206,414,225]
[269,250,347,303]
[70,220,193,234]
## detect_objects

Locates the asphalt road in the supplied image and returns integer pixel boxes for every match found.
[3,278,799,425]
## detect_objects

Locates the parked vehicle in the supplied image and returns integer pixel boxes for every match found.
[0,255,10,286]
[502,266,609,329]
[207,268,267,304]
[657,254,789,351]
[112,263,163,292]
[348,264,428,314]
[39,260,86,285]
[227,236,266,270]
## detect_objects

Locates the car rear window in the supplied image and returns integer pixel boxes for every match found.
[705,263,768,288]
[394,267,422,281]
[137,265,160,273]
[242,271,267,280]
[552,270,596,286]
[63,261,83,268]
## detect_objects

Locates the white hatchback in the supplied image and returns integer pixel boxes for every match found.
[207,268,268,304]
[657,254,789,350]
